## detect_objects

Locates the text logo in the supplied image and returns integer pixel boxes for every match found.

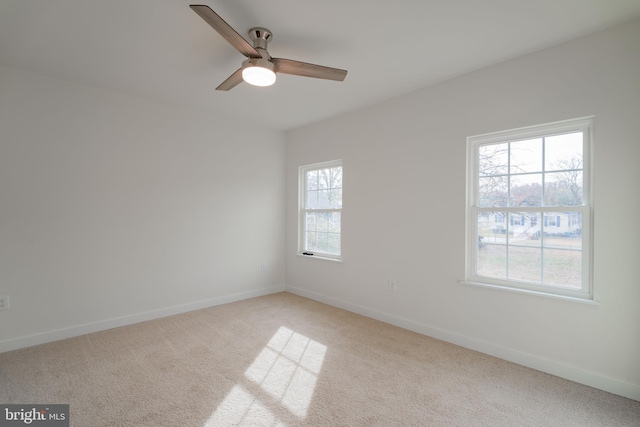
[1,405,69,426]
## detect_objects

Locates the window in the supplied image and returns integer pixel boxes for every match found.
[466,117,593,300]
[299,160,343,260]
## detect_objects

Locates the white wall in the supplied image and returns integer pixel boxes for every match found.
[0,66,286,351]
[286,19,640,400]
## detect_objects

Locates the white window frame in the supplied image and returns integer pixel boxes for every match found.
[298,160,343,261]
[464,117,594,301]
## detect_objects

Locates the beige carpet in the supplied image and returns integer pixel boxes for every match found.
[1,292,639,426]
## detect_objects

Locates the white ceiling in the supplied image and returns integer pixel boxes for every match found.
[2,0,640,131]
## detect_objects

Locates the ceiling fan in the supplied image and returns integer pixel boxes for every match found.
[190,4,348,90]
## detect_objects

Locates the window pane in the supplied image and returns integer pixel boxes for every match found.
[478,211,507,243]
[508,212,541,246]
[317,167,342,191]
[315,232,329,253]
[477,211,507,278]
[327,212,341,233]
[306,189,318,209]
[479,143,508,176]
[327,233,341,255]
[306,232,341,255]
[316,169,329,189]
[314,188,342,209]
[544,233,582,249]
[508,246,541,283]
[329,189,342,209]
[544,171,583,206]
[510,138,542,174]
[305,212,341,254]
[306,212,317,232]
[479,176,507,207]
[307,167,343,210]
[331,167,343,188]
[542,211,581,238]
[510,173,542,207]
[306,212,338,232]
[316,211,329,231]
[543,249,581,288]
[477,212,491,242]
[542,213,581,248]
[545,132,583,172]
[477,244,506,279]
[317,190,331,209]
[305,231,317,250]
[306,170,318,190]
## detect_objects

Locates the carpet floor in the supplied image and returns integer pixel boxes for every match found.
[1,292,639,426]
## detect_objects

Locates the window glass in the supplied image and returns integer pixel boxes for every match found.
[467,117,592,299]
[300,161,343,259]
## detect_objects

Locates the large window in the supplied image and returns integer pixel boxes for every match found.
[465,117,593,300]
[299,160,343,260]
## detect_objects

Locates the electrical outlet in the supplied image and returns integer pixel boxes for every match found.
[0,295,9,311]
[260,261,268,271]
[389,279,397,292]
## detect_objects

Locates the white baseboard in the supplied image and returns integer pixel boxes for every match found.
[286,285,640,402]
[0,285,285,354]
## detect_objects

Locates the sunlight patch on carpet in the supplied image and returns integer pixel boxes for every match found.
[204,384,286,427]
[206,326,327,425]
[244,326,327,418]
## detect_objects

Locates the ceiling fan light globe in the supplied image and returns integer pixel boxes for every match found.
[242,66,276,87]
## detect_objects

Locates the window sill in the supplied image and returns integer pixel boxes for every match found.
[459,280,600,305]
[297,253,342,263]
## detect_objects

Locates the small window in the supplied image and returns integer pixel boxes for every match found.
[466,117,593,299]
[299,160,343,260]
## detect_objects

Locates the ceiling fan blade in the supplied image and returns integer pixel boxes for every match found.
[190,5,261,59]
[216,68,244,91]
[272,58,347,81]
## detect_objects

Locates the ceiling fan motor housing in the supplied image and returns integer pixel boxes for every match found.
[248,27,273,51]
[243,27,275,73]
